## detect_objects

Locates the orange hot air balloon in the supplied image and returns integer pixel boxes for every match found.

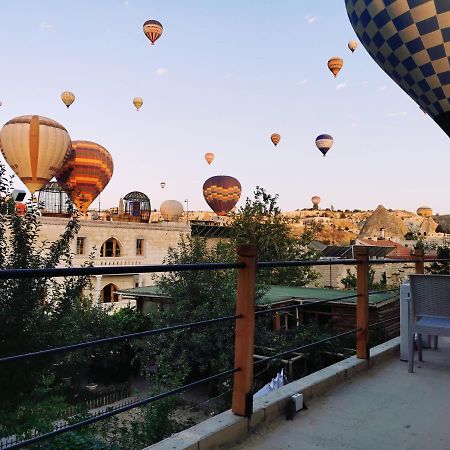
[56,140,113,214]
[61,91,75,108]
[143,20,163,45]
[133,97,143,111]
[327,57,343,77]
[204,152,214,165]
[0,115,71,193]
[271,133,281,146]
[203,175,241,216]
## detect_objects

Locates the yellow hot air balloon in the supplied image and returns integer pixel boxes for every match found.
[0,115,71,193]
[143,20,163,45]
[327,57,344,77]
[61,91,75,108]
[348,40,358,53]
[270,133,281,146]
[133,97,143,111]
[204,152,214,165]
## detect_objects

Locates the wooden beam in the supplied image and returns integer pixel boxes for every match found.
[232,245,257,417]
[355,246,369,359]
[414,249,425,274]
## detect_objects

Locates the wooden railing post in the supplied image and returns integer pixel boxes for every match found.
[414,249,425,274]
[232,244,257,417]
[355,246,369,359]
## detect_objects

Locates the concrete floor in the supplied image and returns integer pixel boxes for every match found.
[231,338,450,450]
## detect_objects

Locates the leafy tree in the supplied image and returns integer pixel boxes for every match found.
[230,187,318,286]
[427,245,450,275]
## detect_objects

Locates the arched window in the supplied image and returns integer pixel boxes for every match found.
[102,283,118,303]
[101,238,121,257]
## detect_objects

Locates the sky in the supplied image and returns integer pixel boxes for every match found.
[0,1,449,214]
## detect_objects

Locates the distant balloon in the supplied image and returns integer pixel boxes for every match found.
[315,134,333,157]
[203,175,241,216]
[61,91,75,108]
[345,0,450,138]
[348,40,358,53]
[0,115,71,193]
[271,133,281,147]
[143,20,163,45]
[133,97,143,111]
[327,57,343,77]
[311,196,321,209]
[160,181,166,189]
[0,101,2,107]
[56,140,113,214]
[160,200,183,221]
[204,152,215,165]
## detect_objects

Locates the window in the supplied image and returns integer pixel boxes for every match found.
[136,239,144,256]
[102,283,118,303]
[101,238,121,257]
[76,237,86,255]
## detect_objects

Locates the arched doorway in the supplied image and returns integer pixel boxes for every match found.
[100,238,121,257]
[102,283,118,303]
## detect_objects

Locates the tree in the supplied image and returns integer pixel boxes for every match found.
[230,187,318,286]
[427,245,450,275]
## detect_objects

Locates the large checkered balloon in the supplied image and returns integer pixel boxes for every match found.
[345,0,450,138]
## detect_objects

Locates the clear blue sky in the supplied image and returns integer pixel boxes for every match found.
[0,1,449,213]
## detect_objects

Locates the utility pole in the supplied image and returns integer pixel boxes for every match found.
[184,199,189,224]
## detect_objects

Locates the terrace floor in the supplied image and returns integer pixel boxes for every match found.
[231,337,450,450]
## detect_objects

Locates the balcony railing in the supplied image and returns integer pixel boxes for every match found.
[0,246,444,449]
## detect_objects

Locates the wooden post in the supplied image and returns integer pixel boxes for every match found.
[414,249,425,274]
[232,244,257,417]
[274,313,281,331]
[355,246,369,359]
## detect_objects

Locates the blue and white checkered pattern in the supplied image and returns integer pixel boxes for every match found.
[345,0,450,138]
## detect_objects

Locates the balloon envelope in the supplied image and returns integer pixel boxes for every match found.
[203,175,241,216]
[56,140,113,213]
[348,40,358,53]
[311,196,321,206]
[327,57,343,77]
[160,200,183,221]
[61,91,75,108]
[0,115,71,193]
[143,20,163,45]
[271,133,281,146]
[133,97,143,111]
[315,134,333,157]
[345,0,450,138]
[160,181,166,189]
[205,152,214,165]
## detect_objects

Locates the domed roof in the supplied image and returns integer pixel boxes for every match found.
[160,200,183,221]
[123,191,150,203]
[358,205,407,240]
[417,206,433,217]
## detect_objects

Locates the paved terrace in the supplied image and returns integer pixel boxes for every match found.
[151,337,450,450]
[231,338,450,450]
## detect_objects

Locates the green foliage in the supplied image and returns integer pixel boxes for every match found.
[427,245,450,275]
[340,268,388,291]
[230,186,318,286]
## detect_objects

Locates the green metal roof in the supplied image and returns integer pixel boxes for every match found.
[258,285,396,306]
[119,284,397,306]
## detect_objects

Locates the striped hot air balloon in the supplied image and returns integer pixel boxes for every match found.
[143,20,163,45]
[345,0,450,138]
[315,134,334,157]
[271,133,281,146]
[203,175,241,216]
[0,115,71,193]
[327,57,344,77]
[56,140,113,214]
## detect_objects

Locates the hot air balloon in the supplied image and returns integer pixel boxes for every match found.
[205,152,214,165]
[348,40,358,53]
[311,196,321,210]
[327,57,343,77]
[143,20,163,45]
[0,115,71,193]
[315,134,333,157]
[160,181,166,189]
[56,140,113,214]
[345,0,450,138]
[271,133,281,146]
[61,91,75,108]
[203,175,241,216]
[133,97,143,111]
[160,200,183,221]
[0,101,2,107]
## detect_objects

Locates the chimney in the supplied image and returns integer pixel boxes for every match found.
[380,227,385,239]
